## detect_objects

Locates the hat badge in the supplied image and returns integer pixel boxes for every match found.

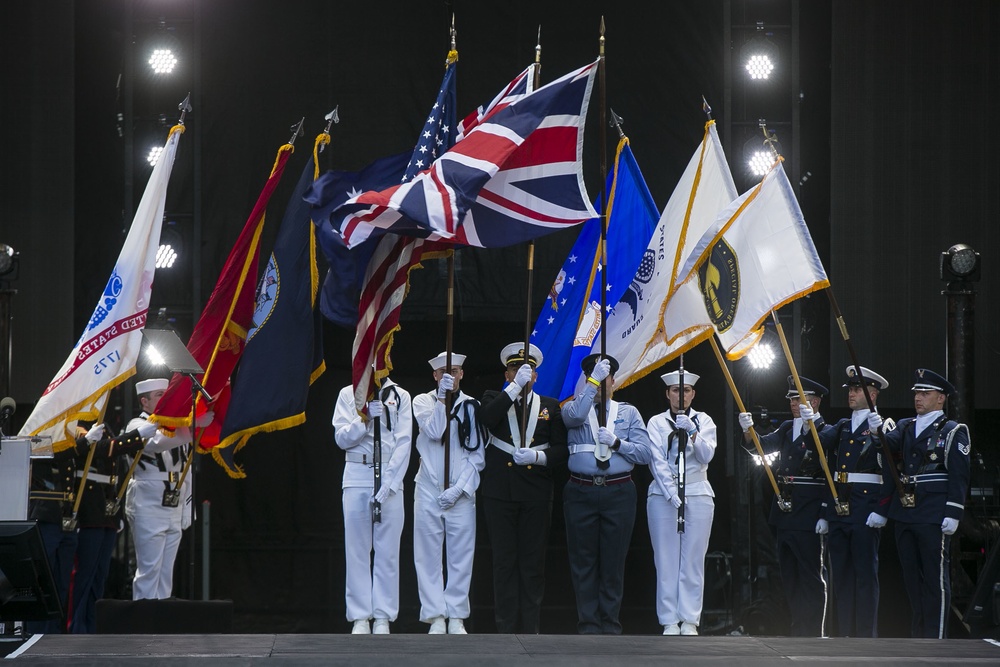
[917,369,925,378]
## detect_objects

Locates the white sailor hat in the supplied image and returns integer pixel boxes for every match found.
[911,368,956,396]
[427,351,467,371]
[135,378,168,396]
[500,342,543,368]
[843,365,888,390]
[660,370,700,387]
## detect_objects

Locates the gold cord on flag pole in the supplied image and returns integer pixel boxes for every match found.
[709,336,786,506]
[771,311,849,516]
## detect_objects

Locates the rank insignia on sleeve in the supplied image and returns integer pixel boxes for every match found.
[959,442,971,456]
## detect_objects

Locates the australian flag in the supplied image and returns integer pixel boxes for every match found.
[531,140,660,402]
[214,144,327,477]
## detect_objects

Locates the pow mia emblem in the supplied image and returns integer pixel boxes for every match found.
[959,442,971,456]
[698,238,740,332]
[619,250,655,321]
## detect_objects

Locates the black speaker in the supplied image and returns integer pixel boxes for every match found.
[96,598,233,633]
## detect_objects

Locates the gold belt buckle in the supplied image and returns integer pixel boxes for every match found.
[836,472,849,483]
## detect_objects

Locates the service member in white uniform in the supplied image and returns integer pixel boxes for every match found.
[333,377,412,635]
[646,369,717,636]
[411,351,487,634]
[124,378,213,600]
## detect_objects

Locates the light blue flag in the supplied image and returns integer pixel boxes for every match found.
[531,139,659,402]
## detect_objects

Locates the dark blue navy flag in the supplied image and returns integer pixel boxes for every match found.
[531,140,659,402]
[214,139,327,477]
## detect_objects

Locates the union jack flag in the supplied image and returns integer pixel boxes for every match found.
[330,59,599,250]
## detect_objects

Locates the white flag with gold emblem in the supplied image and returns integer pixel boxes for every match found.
[602,121,738,390]
[678,158,830,359]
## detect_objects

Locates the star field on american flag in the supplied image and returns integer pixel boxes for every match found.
[404,82,452,182]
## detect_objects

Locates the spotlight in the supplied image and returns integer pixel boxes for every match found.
[940,243,981,283]
[0,244,16,276]
[156,244,178,269]
[742,126,782,180]
[747,150,773,177]
[146,344,166,367]
[740,24,780,82]
[148,48,178,75]
[746,341,776,370]
[147,145,164,166]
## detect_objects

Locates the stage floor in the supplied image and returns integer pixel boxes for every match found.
[3,634,1000,665]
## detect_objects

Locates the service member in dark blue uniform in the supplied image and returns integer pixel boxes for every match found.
[69,422,148,633]
[868,369,971,639]
[561,353,652,634]
[808,366,890,637]
[479,342,568,633]
[740,375,832,637]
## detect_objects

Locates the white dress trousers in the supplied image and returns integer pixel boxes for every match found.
[646,409,717,627]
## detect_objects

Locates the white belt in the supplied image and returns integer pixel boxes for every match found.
[133,471,179,482]
[75,471,112,484]
[345,452,381,465]
[835,472,881,485]
[673,470,709,485]
[569,444,598,455]
[490,440,550,456]
[912,473,948,484]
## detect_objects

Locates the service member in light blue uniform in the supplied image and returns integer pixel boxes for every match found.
[869,368,971,639]
[561,353,652,635]
[647,369,717,636]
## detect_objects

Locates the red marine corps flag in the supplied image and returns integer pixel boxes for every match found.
[149,142,295,447]
[19,125,186,451]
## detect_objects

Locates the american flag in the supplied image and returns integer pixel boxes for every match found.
[349,52,460,412]
[332,59,599,250]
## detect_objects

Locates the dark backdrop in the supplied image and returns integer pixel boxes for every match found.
[3,0,999,636]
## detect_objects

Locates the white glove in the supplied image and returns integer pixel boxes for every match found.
[866,512,888,529]
[799,403,820,422]
[437,373,454,400]
[941,517,960,535]
[367,400,384,419]
[137,422,158,439]
[815,518,829,535]
[195,410,215,428]
[674,414,695,433]
[597,426,617,447]
[85,423,106,443]
[738,412,754,433]
[867,411,883,432]
[513,364,533,388]
[512,448,537,466]
[669,495,682,509]
[373,485,393,505]
[590,359,611,382]
[437,486,463,510]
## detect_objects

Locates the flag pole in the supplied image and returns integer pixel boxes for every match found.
[442,17,457,491]
[825,288,912,506]
[676,358,687,533]
[771,310,849,516]
[517,27,543,450]
[597,16,609,432]
[708,336,786,505]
